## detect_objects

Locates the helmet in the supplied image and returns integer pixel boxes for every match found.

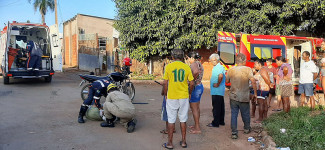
[123,57,132,66]
[107,83,118,92]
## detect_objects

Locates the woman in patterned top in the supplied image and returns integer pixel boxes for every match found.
[186,51,204,134]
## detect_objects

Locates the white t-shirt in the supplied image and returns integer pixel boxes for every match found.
[321,58,325,64]
[299,60,318,84]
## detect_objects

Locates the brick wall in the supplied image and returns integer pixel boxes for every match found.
[64,37,70,65]
[129,48,218,80]
[72,34,78,67]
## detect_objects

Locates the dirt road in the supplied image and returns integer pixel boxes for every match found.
[1,70,311,150]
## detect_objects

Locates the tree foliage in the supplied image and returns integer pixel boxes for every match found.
[114,0,325,61]
[28,0,55,23]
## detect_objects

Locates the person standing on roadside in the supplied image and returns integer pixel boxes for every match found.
[207,53,226,128]
[162,49,194,149]
[253,59,271,123]
[186,52,204,134]
[275,56,293,113]
[299,51,318,110]
[321,52,325,101]
[226,53,257,139]
[266,58,276,108]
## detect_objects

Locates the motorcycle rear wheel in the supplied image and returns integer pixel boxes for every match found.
[81,83,91,101]
[124,82,135,102]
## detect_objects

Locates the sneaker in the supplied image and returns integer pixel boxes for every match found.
[127,119,137,133]
[231,134,238,139]
[100,119,115,128]
[244,129,251,134]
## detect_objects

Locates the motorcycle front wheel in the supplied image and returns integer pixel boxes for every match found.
[124,82,135,102]
[81,84,91,101]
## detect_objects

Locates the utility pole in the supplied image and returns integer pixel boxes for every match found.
[55,0,58,25]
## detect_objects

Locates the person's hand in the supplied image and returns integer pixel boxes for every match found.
[102,115,106,121]
[284,76,291,81]
[270,83,275,88]
[99,109,104,117]
[213,83,220,88]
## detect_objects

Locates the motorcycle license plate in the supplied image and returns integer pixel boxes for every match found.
[79,80,86,87]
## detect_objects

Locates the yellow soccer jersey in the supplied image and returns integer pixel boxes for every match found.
[163,61,194,99]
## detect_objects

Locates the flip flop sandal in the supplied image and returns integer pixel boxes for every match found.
[160,129,176,134]
[188,125,195,129]
[189,130,201,134]
[206,123,219,128]
[179,141,187,148]
[162,143,173,149]
[253,120,262,123]
[160,129,168,134]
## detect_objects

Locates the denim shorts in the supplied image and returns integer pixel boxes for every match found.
[256,90,269,100]
[298,83,314,96]
[190,83,204,103]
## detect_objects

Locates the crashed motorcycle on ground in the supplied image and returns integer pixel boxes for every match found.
[78,58,135,102]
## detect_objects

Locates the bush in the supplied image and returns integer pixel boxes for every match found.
[264,107,325,150]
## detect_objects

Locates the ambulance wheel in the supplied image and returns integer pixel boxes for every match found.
[45,76,52,83]
[3,76,9,84]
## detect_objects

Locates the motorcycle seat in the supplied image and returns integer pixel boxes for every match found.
[79,74,109,82]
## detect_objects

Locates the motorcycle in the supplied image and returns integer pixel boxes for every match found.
[79,65,135,102]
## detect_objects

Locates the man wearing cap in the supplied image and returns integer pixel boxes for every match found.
[100,83,137,133]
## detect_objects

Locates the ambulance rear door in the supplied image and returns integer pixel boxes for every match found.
[217,31,237,66]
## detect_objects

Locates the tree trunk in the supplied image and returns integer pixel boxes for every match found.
[42,14,45,24]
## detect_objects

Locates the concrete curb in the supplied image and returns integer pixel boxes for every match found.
[261,131,277,150]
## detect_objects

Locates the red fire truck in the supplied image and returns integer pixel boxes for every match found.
[217,31,324,91]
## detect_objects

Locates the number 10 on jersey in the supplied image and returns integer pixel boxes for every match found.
[172,69,185,82]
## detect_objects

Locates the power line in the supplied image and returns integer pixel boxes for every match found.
[0,0,22,8]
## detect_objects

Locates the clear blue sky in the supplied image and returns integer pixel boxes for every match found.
[0,0,117,32]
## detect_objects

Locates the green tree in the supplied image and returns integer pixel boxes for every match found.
[28,0,55,24]
[114,0,325,61]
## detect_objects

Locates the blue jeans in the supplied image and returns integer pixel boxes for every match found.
[230,99,250,135]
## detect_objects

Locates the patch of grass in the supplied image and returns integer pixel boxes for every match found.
[264,107,325,150]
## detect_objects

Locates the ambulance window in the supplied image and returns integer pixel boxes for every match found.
[219,42,235,65]
[252,47,272,60]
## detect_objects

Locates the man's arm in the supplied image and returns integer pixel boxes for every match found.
[226,69,231,84]
[189,80,194,97]
[261,68,271,87]
[313,73,318,81]
[213,73,224,87]
[163,80,168,96]
[250,78,257,98]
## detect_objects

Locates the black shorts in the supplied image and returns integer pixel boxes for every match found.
[269,88,275,95]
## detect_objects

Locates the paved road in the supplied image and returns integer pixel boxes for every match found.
[2,70,316,150]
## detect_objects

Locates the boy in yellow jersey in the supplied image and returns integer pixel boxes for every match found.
[162,49,194,149]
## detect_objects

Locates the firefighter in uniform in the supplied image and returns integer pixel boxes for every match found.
[100,83,137,133]
[78,79,111,123]
[26,40,42,70]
